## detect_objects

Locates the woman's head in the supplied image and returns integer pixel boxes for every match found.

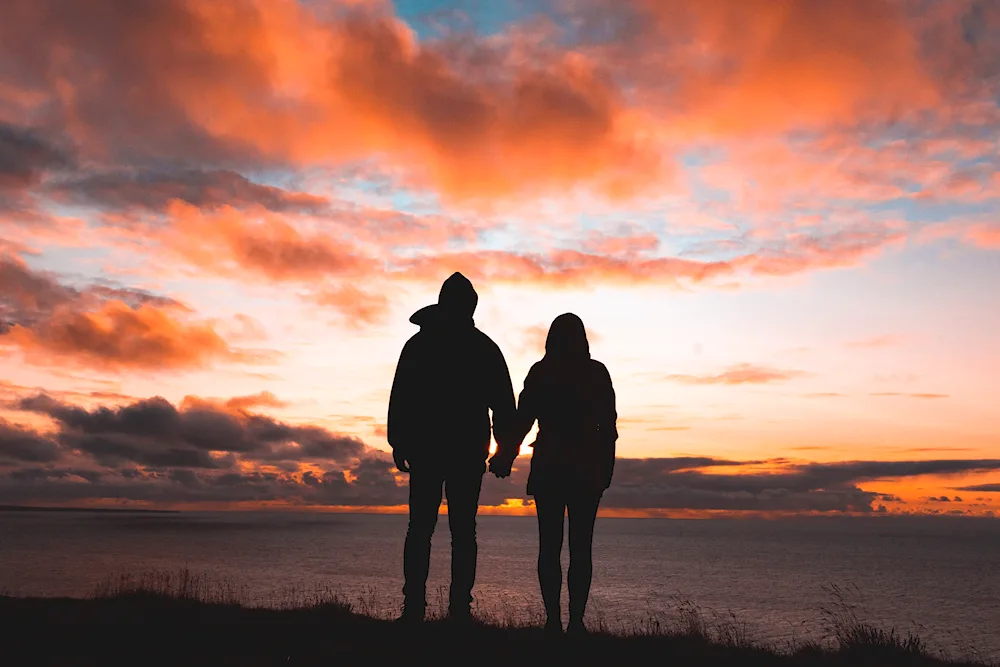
[544,313,590,362]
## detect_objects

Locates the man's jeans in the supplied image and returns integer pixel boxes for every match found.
[403,462,484,615]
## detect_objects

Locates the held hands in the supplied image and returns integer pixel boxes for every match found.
[488,453,516,478]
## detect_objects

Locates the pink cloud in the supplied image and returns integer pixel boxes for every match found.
[665,363,805,385]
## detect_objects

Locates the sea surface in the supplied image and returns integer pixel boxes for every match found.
[2,510,998,661]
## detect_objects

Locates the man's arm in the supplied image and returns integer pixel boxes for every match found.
[486,340,519,461]
[387,338,418,472]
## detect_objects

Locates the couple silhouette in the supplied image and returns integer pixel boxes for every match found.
[388,272,618,635]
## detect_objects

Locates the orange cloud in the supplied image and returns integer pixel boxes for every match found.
[869,392,950,400]
[0,0,662,201]
[665,364,805,385]
[312,285,390,326]
[580,229,660,256]
[391,223,902,286]
[3,0,994,218]
[916,220,1000,250]
[1,252,265,372]
[3,300,258,371]
[967,224,1000,249]
[151,202,903,311]
[604,0,938,135]
[163,202,363,282]
[325,10,662,199]
[223,391,288,412]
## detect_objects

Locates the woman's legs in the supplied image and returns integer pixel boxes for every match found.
[567,491,601,629]
[534,492,567,627]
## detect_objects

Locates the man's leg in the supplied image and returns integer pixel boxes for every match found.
[402,468,443,620]
[567,491,601,630]
[535,492,567,628]
[444,466,484,617]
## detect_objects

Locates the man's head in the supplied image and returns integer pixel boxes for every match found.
[437,272,478,318]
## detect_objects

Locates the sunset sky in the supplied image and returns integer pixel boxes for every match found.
[1,0,998,516]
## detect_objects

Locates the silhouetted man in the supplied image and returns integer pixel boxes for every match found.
[388,272,517,622]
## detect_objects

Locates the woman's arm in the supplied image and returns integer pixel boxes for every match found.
[512,364,542,451]
[596,362,618,489]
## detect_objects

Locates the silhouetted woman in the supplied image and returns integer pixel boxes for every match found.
[514,313,617,635]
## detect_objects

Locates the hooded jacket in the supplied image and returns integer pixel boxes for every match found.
[387,273,517,468]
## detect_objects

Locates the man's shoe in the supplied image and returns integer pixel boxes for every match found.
[544,617,563,636]
[566,619,588,637]
[395,605,425,625]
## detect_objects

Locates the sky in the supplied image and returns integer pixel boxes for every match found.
[1,0,998,517]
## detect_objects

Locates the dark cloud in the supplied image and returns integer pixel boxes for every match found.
[605,483,877,513]
[592,458,1000,512]
[81,284,184,311]
[442,457,1000,513]
[0,418,60,463]
[0,123,72,191]
[795,459,1000,484]
[955,484,1000,492]
[472,458,872,512]
[52,169,329,214]
[3,389,1000,513]
[0,122,74,222]
[0,254,75,330]
[17,393,366,467]
[0,459,409,507]
[595,458,871,512]
[0,254,181,329]
[605,457,753,480]
[485,457,1000,513]
[8,467,105,483]
[0,392,406,506]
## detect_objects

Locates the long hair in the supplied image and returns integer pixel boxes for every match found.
[543,313,590,362]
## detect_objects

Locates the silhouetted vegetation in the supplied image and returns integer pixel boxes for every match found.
[1,570,992,667]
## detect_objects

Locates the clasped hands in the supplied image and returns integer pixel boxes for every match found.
[487,452,516,478]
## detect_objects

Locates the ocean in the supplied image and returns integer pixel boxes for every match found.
[1,510,997,660]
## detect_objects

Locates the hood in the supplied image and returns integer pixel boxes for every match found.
[543,312,591,362]
[409,272,478,328]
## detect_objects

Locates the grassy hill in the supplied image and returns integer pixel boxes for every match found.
[1,576,993,667]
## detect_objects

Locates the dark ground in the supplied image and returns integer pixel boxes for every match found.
[0,594,992,667]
